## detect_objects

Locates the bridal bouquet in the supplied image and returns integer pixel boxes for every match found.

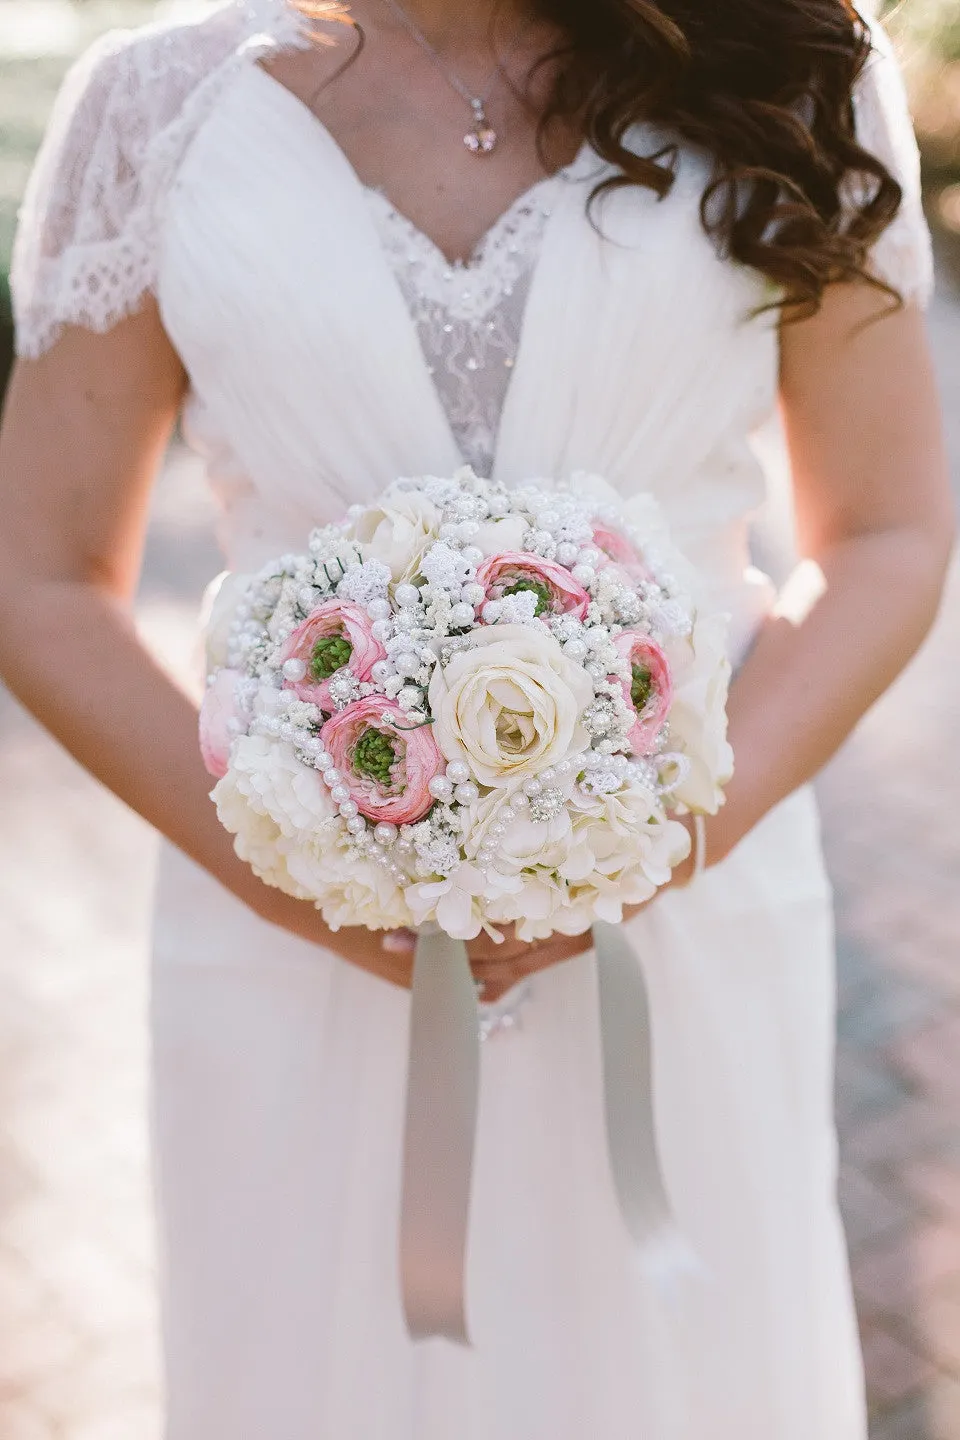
[199,469,733,940]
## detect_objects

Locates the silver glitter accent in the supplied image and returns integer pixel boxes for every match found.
[529,787,565,823]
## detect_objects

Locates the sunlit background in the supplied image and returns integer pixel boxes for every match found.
[0,3,958,1437]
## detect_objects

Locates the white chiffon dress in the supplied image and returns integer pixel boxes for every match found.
[11,2,935,1436]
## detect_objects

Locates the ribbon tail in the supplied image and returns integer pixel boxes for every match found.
[593,919,700,1290]
[400,926,480,1345]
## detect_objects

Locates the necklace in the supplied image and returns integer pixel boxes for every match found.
[379,0,527,156]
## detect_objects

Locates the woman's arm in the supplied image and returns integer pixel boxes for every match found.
[0,305,414,984]
[469,283,955,997]
[714,283,954,858]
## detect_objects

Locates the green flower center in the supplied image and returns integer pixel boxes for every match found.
[351,728,397,787]
[502,577,553,616]
[631,664,654,711]
[310,632,353,680]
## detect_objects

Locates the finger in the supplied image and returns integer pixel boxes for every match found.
[381,928,417,954]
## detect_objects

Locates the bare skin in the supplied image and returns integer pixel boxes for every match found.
[0,0,954,1001]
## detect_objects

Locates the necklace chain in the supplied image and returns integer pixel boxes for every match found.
[378,0,529,155]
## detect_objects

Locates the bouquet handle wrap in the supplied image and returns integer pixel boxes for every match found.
[400,924,480,1344]
[400,919,687,1345]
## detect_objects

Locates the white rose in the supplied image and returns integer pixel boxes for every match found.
[351,493,442,585]
[227,734,338,839]
[213,769,310,901]
[464,785,576,873]
[428,625,594,787]
[566,785,689,887]
[201,570,254,673]
[287,837,414,932]
[663,612,734,813]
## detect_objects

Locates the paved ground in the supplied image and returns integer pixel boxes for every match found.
[0,277,958,1435]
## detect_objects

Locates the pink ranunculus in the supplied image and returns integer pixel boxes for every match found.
[614,633,673,756]
[199,669,247,778]
[280,600,387,712]
[591,523,652,585]
[475,552,590,619]
[321,698,443,826]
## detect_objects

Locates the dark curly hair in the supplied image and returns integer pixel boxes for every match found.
[295,1,904,318]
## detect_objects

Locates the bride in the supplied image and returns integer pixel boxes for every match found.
[0,0,953,1434]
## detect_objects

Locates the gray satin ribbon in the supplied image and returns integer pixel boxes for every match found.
[400,924,480,1343]
[399,919,679,1344]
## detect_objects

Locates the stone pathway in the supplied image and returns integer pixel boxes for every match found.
[0,281,958,1436]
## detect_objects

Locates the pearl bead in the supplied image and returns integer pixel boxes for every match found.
[375,822,399,845]
[557,542,579,566]
[489,823,505,839]
[512,791,528,809]
[330,784,350,805]
[371,619,392,641]
[322,768,342,787]
[457,521,479,541]
[314,750,331,771]
[498,807,515,825]
[578,547,602,568]
[454,782,480,805]
[346,815,366,835]
[339,799,359,819]
[540,768,556,784]
[461,547,484,567]
[563,639,588,661]
[450,602,475,627]
[556,760,572,775]
[446,761,471,785]
[282,658,307,682]
[367,598,391,620]
[461,583,486,607]
[571,564,596,585]
[371,660,395,684]
[395,652,420,678]
[395,583,421,608]
[523,778,542,797]
[429,776,455,801]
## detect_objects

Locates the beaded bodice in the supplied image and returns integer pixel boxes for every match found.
[364,171,569,478]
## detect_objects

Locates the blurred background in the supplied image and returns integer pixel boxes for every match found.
[0,2,958,1437]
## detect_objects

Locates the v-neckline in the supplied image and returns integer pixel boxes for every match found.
[242,59,601,475]
[248,61,591,271]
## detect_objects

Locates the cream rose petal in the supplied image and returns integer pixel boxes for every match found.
[428,625,594,786]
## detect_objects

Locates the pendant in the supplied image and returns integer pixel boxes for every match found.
[464,99,497,156]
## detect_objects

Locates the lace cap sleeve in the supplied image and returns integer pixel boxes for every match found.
[9,30,159,357]
[851,17,934,308]
[9,4,267,358]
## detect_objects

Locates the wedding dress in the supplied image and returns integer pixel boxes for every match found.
[11,1,934,1435]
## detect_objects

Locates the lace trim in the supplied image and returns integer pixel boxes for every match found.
[367,186,557,476]
[365,174,559,320]
[11,2,308,358]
